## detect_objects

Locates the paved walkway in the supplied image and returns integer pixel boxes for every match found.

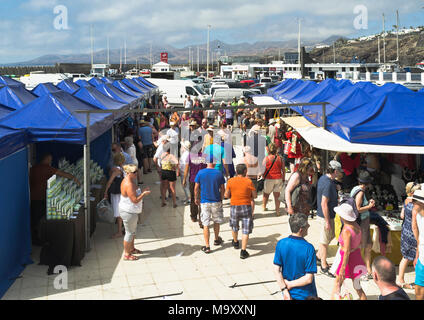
[1,140,417,300]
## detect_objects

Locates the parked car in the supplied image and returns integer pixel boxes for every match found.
[211,88,258,107]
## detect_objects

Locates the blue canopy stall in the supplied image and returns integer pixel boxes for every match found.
[277,80,317,104]
[0,127,32,299]
[75,79,93,88]
[0,104,15,119]
[0,76,24,87]
[122,78,149,95]
[88,77,104,87]
[267,79,295,96]
[31,83,61,97]
[94,83,139,108]
[136,77,157,89]
[0,91,115,254]
[327,92,424,146]
[112,80,143,99]
[101,77,114,84]
[73,86,129,121]
[56,79,80,94]
[0,85,37,110]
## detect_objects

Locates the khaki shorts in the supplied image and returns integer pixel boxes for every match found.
[318,216,335,245]
[360,217,372,249]
[264,179,283,194]
[200,202,224,227]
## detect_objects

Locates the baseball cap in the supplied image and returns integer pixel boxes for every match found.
[329,160,343,172]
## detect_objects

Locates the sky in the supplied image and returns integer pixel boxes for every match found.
[1,0,424,63]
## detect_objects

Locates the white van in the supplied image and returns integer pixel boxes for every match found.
[148,79,210,107]
[19,72,70,89]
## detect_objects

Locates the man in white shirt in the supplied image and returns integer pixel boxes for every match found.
[184,95,193,109]
[268,118,276,143]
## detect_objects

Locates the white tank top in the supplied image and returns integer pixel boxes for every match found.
[119,187,143,214]
[417,213,424,265]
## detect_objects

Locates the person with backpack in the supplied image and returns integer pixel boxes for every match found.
[350,170,376,280]
[284,158,315,216]
[331,203,367,300]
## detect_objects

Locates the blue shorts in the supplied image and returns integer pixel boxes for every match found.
[416,259,424,287]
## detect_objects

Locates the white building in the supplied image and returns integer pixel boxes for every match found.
[152,62,171,72]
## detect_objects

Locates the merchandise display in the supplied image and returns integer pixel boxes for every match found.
[46,158,104,220]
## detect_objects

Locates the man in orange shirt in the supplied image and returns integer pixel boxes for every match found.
[225,163,257,259]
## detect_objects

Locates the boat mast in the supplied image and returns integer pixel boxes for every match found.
[107,35,110,65]
[207,25,211,79]
[396,10,400,62]
[378,36,381,64]
[90,25,94,67]
[383,13,386,65]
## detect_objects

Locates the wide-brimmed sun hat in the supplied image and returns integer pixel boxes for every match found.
[358,170,373,184]
[189,120,198,126]
[412,189,424,204]
[334,203,357,222]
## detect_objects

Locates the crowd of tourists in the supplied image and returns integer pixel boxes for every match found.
[89,95,423,300]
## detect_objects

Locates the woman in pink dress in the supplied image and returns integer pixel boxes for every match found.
[331,203,367,300]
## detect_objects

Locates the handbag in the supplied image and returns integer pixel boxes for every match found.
[257,155,278,192]
[96,199,115,224]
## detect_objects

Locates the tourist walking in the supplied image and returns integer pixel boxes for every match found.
[398,182,421,289]
[316,160,343,277]
[104,152,126,239]
[179,141,191,205]
[331,203,367,300]
[273,213,318,300]
[412,189,424,300]
[225,164,257,259]
[119,164,151,261]
[138,119,155,174]
[194,162,226,254]
[284,158,315,216]
[350,170,376,280]
[158,141,179,208]
[262,143,285,216]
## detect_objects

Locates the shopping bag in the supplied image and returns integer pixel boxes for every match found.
[96,199,115,224]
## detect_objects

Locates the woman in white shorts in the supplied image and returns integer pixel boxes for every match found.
[262,143,285,216]
[119,164,151,261]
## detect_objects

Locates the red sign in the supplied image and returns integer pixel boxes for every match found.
[270,67,276,71]
[160,52,168,63]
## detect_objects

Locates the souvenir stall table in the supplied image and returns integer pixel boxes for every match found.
[38,158,105,274]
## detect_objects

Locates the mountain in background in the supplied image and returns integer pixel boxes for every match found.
[6,37,337,66]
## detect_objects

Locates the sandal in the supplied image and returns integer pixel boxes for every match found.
[201,246,211,254]
[131,249,142,254]
[123,254,139,261]
[214,237,223,246]
[161,203,166,207]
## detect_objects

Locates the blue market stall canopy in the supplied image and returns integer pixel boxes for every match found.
[132,78,154,91]
[112,80,143,98]
[75,79,93,88]
[267,78,295,96]
[136,77,157,89]
[122,78,149,94]
[0,104,15,119]
[73,86,129,120]
[88,77,104,87]
[0,126,27,160]
[0,75,24,87]
[56,79,80,94]
[277,80,318,104]
[94,83,139,107]
[327,92,424,146]
[371,82,414,97]
[0,91,113,144]
[31,83,61,97]
[101,77,114,84]
[0,85,37,110]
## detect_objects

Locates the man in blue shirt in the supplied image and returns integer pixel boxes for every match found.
[273,213,318,300]
[203,142,230,177]
[138,120,155,174]
[195,162,226,254]
[316,160,343,277]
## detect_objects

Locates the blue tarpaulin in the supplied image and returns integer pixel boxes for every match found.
[122,78,149,94]
[88,77,104,87]
[0,85,37,110]
[112,80,143,98]
[354,81,379,95]
[277,81,317,103]
[94,83,138,107]
[136,77,157,88]
[56,79,80,94]
[0,91,113,144]
[75,79,93,88]
[0,76,24,87]
[271,79,304,98]
[0,140,32,299]
[73,86,129,120]
[132,78,154,91]
[31,83,61,97]
[267,79,295,96]
[371,82,413,97]
[101,77,114,84]
[0,104,14,119]
[327,92,424,146]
